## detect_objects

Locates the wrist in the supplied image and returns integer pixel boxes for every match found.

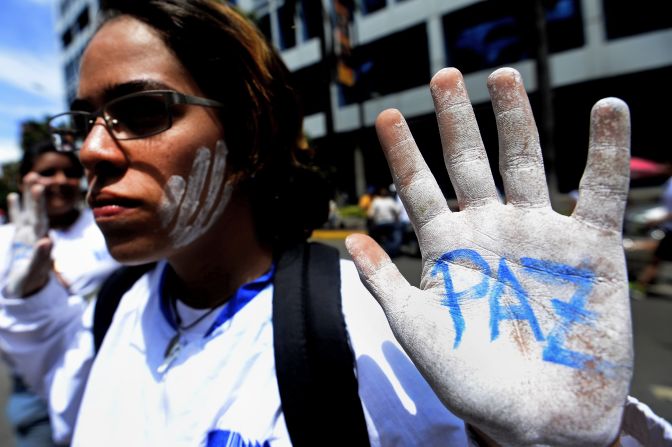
[20,274,50,298]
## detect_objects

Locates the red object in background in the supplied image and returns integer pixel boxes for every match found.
[630,157,668,179]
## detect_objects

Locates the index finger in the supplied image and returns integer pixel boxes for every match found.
[27,184,49,238]
[7,193,20,224]
[22,172,42,189]
[375,109,450,232]
[573,98,630,232]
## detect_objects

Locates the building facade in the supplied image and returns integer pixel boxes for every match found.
[56,0,100,104]
[56,0,672,200]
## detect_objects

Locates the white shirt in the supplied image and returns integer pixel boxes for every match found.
[0,260,467,446]
[369,196,400,225]
[0,208,120,442]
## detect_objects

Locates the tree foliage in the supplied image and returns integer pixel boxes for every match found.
[0,117,51,214]
[20,118,51,151]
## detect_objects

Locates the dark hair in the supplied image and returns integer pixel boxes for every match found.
[20,140,84,179]
[98,0,329,250]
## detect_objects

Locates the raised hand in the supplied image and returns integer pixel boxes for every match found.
[4,173,53,297]
[346,67,632,446]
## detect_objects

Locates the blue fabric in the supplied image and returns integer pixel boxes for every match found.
[6,385,57,447]
[159,264,275,337]
[206,430,270,447]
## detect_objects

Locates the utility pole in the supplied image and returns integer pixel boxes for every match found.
[531,0,558,202]
[516,0,558,201]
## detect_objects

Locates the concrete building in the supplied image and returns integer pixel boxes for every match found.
[56,0,672,199]
[55,0,100,104]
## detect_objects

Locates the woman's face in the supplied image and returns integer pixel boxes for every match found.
[77,16,231,263]
[28,152,82,218]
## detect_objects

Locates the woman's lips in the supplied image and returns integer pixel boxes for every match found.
[92,203,131,219]
[89,194,142,219]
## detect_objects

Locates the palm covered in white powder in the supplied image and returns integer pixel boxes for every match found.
[347,68,632,446]
[4,175,53,297]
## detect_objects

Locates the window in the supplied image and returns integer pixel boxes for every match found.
[603,0,672,39]
[299,0,322,40]
[277,1,297,49]
[361,0,386,15]
[291,63,329,116]
[76,6,90,31]
[339,24,430,105]
[62,28,73,47]
[442,0,584,74]
[255,13,272,43]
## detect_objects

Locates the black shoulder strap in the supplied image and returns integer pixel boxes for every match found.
[273,242,370,447]
[93,263,156,353]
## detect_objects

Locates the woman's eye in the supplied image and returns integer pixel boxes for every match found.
[37,168,57,177]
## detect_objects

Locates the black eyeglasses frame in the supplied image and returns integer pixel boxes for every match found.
[48,90,226,152]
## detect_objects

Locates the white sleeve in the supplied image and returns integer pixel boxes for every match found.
[339,260,468,446]
[619,395,672,447]
[0,275,94,444]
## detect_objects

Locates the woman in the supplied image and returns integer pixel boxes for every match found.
[2,2,465,445]
[0,141,118,445]
[0,1,667,446]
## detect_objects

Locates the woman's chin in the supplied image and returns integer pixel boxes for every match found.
[104,233,167,266]
[47,204,78,218]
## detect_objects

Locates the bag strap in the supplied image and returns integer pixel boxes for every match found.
[93,263,156,353]
[273,242,370,447]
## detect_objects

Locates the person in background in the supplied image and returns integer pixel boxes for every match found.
[633,164,672,299]
[0,1,669,446]
[0,141,119,446]
[358,185,376,233]
[391,184,418,257]
[367,186,401,257]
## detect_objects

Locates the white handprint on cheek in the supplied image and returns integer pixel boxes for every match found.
[158,140,232,249]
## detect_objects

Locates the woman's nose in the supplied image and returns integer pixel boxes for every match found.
[78,117,127,173]
[50,170,69,184]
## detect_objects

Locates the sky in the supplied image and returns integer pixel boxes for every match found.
[0,0,65,165]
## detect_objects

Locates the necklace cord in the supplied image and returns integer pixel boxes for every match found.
[169,296,225,331]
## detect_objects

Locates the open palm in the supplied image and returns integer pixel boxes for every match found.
[347,68,632,446]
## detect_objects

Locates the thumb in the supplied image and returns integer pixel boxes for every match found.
[345,234,412,319]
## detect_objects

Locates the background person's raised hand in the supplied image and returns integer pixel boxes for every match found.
[346,67,632,446]
[4,173,52,297]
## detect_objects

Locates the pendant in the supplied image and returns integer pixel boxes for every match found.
[157,333,182,374]
[163,333,181,358]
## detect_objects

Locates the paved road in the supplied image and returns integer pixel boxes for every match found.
[0,237,668,446]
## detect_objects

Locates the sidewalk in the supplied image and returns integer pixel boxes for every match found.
[311,228,367,240]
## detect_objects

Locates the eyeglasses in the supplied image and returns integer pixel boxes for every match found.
[48,90,225,152]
